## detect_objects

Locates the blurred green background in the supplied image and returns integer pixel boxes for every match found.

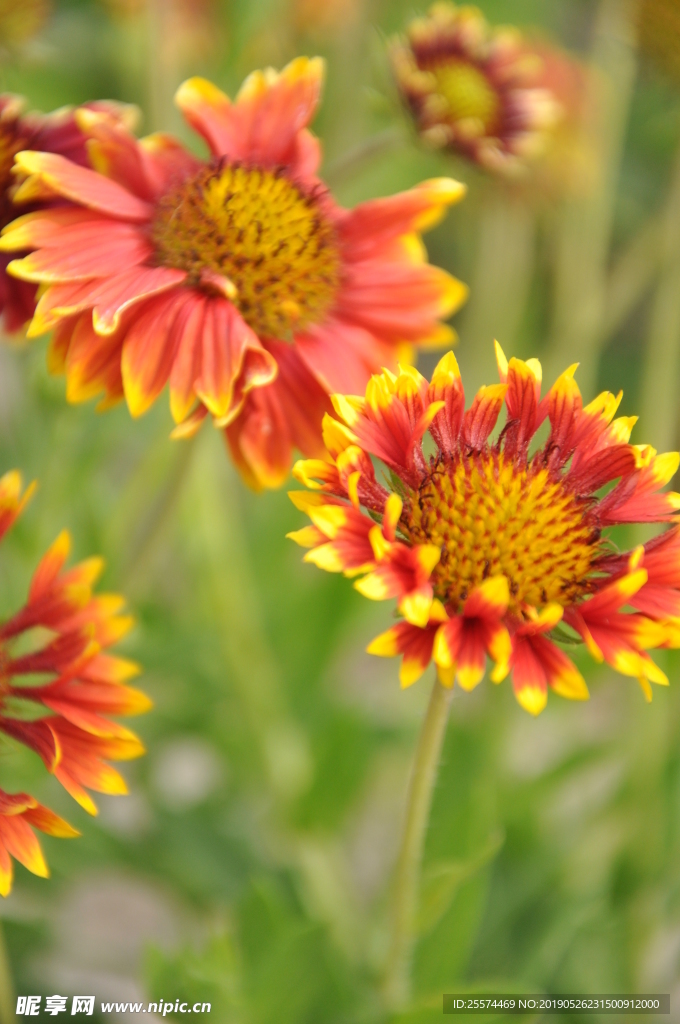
[3,0,680,1021]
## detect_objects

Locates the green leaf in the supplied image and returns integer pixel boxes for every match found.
[418,830,505,936]
[145,934,243,1022]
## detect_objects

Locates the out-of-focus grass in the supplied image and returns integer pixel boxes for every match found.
[2,1,680,1021]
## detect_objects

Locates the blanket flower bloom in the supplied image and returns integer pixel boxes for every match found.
[0,470,150,894]
[390,2,559,176]
[0,95,135,334]
[289,344,680,715]
[1,58,467,488]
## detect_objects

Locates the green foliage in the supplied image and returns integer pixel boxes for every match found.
[1,1,680,1022]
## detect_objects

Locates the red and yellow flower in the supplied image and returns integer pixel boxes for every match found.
[0,95,135,335]
[0,58,467,488]
[0,470,149,892]
[390,3,559,176]
[289,345,680,714]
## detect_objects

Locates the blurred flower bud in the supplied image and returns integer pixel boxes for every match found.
[0,0,51,48]
[390,2,560,178]
[522,41,599,201]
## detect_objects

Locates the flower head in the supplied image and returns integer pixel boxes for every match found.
[391,3,559,176]
[289,344,680,715]
[0,95,135,334]
[0,470,149,891]
[1,58,467,487]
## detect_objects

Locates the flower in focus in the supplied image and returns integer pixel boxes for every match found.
[0,470,149,892]
[289,344,680,715]
[639,0,680,82]
[390,3,559,176]
[0,95,136,335]
[1,57,467,488]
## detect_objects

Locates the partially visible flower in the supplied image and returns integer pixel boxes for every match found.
[289,345,680,715]
[1,58,467,488]
[0,0,51,49]
[390,2,559,176]
[503,40,597,203]
[0,792,77,898]
[639,0,680,82]
[0,470,149,891]
[0,95,136,335]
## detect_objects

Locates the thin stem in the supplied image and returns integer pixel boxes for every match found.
[190,435,311,803]
[123,434,197,592]
[384,678,452,1011]
[602,213,663,344]
[543,0,640,394]
[638,144,680,455]
[457,188,537,395]
[0,921,15,1024]
[324,127,406,187]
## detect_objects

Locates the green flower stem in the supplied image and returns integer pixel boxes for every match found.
[384,677,452,1011]
[122,433,198,593]
[324,127,406,187]
[190,435,311,804]
[0,921,15,1024]
[458,188,537,395]
[543,0,640,396]
[602,213,664,344]
[638,144,680,455]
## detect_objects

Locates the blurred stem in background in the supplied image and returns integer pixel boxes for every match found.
[457,188,537,393]
[324,127,407,188]
[638,143,680,454]
[383,678,452,1011]
[600,208,663,344]
[190,434,312,805]
[544,0,640,396]
[123,434,198,591]
[146,0,178,132]
[0,922,14,1024]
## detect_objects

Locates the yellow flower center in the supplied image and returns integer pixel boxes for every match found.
[152,162,341,338]
[431,58,499,132]
[400,452,599,613]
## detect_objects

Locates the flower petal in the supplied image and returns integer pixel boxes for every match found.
[175,57,324,170]
[13,151,152,221]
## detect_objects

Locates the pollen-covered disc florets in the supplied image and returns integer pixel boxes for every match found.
[402,452,597,612]
[391,2,559,175]
[152,162,340,338]
[290,344,680,715]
